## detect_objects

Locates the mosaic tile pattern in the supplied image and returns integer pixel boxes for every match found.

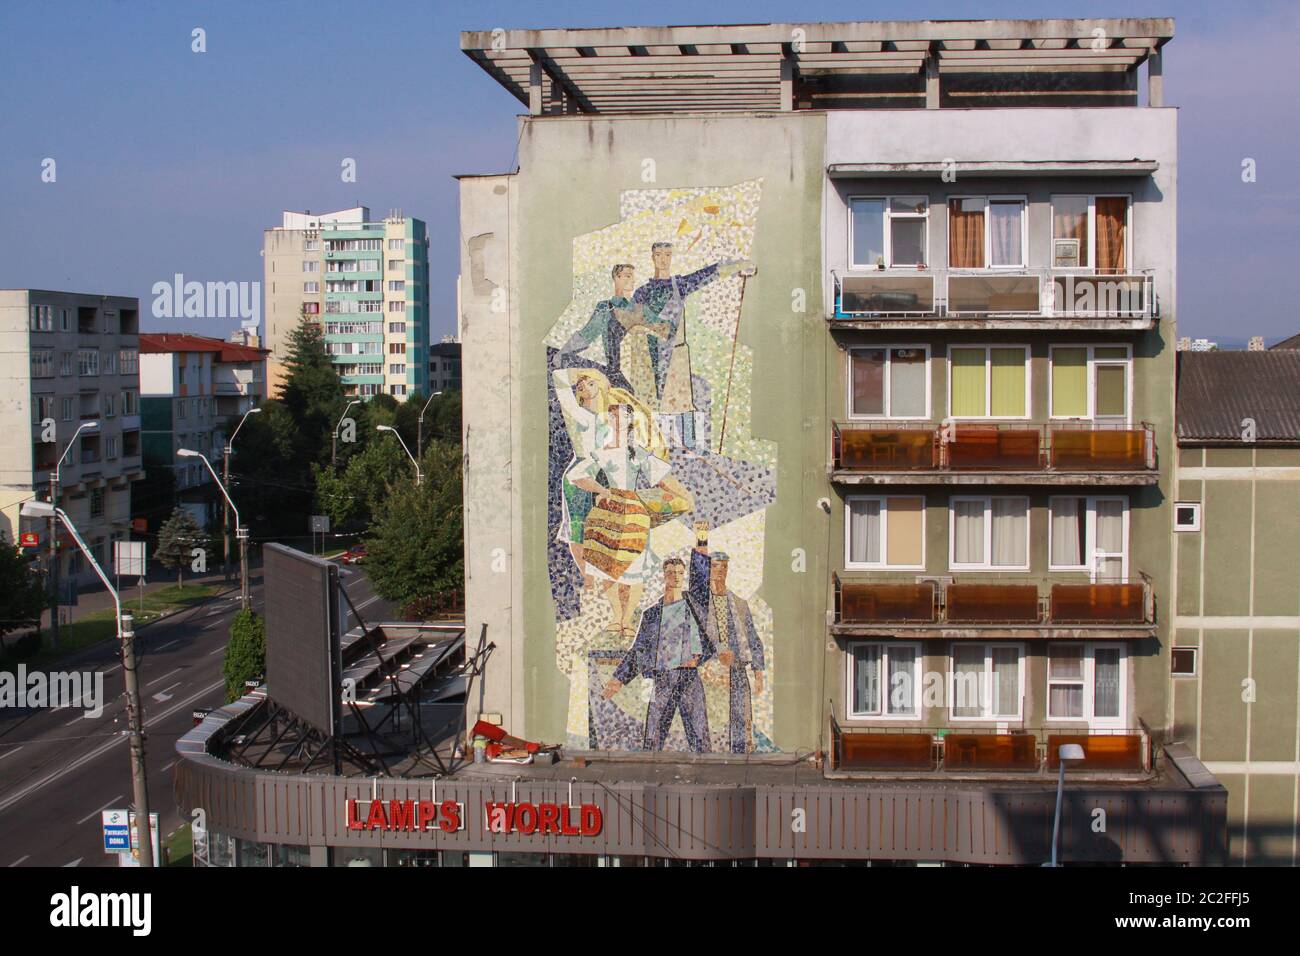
[545,179,778,754]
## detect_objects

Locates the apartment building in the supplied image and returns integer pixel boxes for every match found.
[263,205,430,401]
[139,333,269,528]
[1172,350,1300,865]
[428,337,462,392]
[446,18,1229,866]
[0,290,144,587]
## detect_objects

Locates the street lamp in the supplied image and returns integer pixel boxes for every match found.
[1048,743,1087,867]
[45,419,100,651]
[332,399,361,468]
[20,500,153,868]
[178,449,250,610]
[221,407,261,582]
[416,391,443,463]
[376,425,420,485]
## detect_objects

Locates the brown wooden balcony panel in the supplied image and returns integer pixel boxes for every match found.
[1050,429,1147,470]
[944,733,1039,771]
[947,428,1041,470]
[947,584,1040,623]
[840,732,935,771]
[1050,583,1146,623]
[839,428,937,470]
[839,275,935,315]
[947,274,1041,314]
[1052,275,1148,316]
[1047,734,1145,771]
[840,582,936,623]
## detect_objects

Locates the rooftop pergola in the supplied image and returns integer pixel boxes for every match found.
[462,19,1173,115]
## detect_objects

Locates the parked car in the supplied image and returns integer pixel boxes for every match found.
[341,545,367,565]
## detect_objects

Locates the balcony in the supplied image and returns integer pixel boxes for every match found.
[830,270,1156,330]
[831,421,1157,485]
[831,573,1155,638]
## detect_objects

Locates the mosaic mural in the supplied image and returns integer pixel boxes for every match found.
[545,179,779,754]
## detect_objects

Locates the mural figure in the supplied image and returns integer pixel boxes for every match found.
[690,520,765,754]
[630,242,755,450]
[553,367,693,639]
[601,558,714,752]
[558,263,656,394]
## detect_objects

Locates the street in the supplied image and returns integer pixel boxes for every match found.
[0,562,397,868]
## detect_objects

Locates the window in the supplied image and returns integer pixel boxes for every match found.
[848,642,920,718]
[31,350,55,378]
[59,308,71,331]
[89,489,104,517]
[123,390,138,414]
[388,363,406,375]
[390,384,407,397]
[60,397,74,422]
[303,302,320,315]
[948,346,1028,418]
[950,496,1029,570]
[103,352,118,376]
[388,238,405,251]
[304,281,319,294]
[848,346,929,418]
[1049,496,1127,579]
[304,239,319,251]
[34,395,55,423]
[1052,195,1130,273]
[950,644,1023,719]
[105,436,118,460]
[1047,643,1126,726]
[948,197,1027,269]
[29,305,53,331]
[388,300,406,312]
[77,350,99,376]
[1049,345,1130,420]
[1173,501,1201,532]
[1171,647,1197,677]
[387,280,405,293]
[104,393,115,417]
[845,496,924,569]
[177,399,187,420]
[118,349,138,375]
[359,383,380,396]
[849,196,928,268]
[388,342,406,355]
[302,260,320,273]
[388,322,407,334]
[59,352,73,376]
[387,259,403,270]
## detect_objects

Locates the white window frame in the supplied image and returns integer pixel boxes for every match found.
[947,642,1025,722]
[848,195,930,270]
[1048,495,1129,578]
[1046,642,1128,728]
[846,640,923,720]
[1173,501,1201,532]
[948,495,1031,572]
[946,195,1029,270]
[1050,194,1133,273]
[846,344,931,420]
[945,344,1031,421]
[1171,647,1198,678]
[844,495,926,571]
[1048,343,1132,422]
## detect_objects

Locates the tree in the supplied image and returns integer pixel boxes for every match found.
[313,437,408,531]
[0,532,46,648]
[222,609,266,702]
[155,507,204,586]
[278,312,344,467]
[364,440,463,611]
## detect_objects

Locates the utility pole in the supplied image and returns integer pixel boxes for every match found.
[221,443,232,582]
[417,390,442,464]
[120,612,154,866]
[48,470,58,651]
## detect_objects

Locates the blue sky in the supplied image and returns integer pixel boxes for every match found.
[1,0,1297,343]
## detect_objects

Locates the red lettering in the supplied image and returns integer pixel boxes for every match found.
[365,800,387,830]
[580,804,602,836]
[515,803,538,835]
[559,804,580,836]
[418,800,437,831]
[439,800,461,833]
[539,803,560,835]
[388,800,415,831]
[346,799,364,830]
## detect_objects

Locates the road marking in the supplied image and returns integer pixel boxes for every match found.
[208,644,227,656]
[0,748,22,762]
[63,858,83,867]
[0,678,225,816]
[156,640,179,651]
[77,795,124,826]
[7,855,29,867]
[152,683,182,703]
[64,713,86,727]
[202,619,223,630]
[160,759,175,773]
[146,668,182,687]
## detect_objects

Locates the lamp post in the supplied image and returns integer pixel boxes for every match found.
[47,419,100,651]
[178,449,249,610]
[416,391,443,463]
[332,399,361,468]
[1048,743,1087,867]
[21,500,153,867]
[376,425,420,486]
[221,407,261,582]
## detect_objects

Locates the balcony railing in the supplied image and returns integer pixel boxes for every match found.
[832,270,1154,320]
[832,573,1154,628]
[832,421,1157,473]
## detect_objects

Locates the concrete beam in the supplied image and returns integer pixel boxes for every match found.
[925,49,940,108]
[1147,47,1163,106]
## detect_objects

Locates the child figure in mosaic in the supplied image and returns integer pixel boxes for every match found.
[553,367,693,639]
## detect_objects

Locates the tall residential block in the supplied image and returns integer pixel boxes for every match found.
[263,206,430,401]
[0,290,144,587]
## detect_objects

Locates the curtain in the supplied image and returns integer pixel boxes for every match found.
[851,349,886,416]
[1095,499,1124,580]
[889,348,927,417]
[1049,645,1085,718]
[1051,497,1085,566]
[1052,348,1088,417]
[885,496,923,566]
[990,348,1026,416]
[948,199,985,269]
[849,499,881,564]
[1094,364,1127,418]
[887,646,917,715]
[1053,196,1089,260]
[1095,197,1127,274]
[853,644,881,715]
[950,348,986,416]
[989,200,1023,267]
[1093,647,1121,718]
[991,498,1028,567]
[952,646,983,717]
[953,500,985,564]
[992,646,1020,717]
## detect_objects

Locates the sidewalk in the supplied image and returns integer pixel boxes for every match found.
[36,566,244,630]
